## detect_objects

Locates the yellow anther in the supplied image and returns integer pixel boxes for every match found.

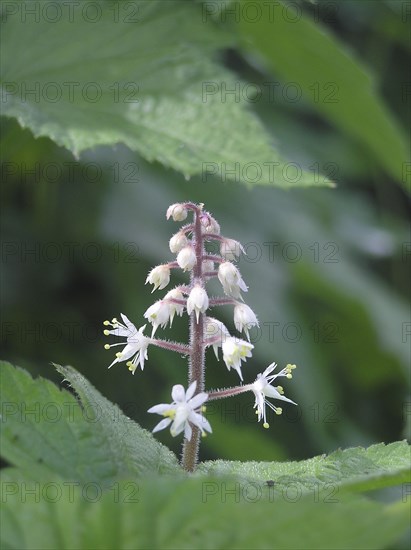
[201,405,207,412]
[112,318,118,323]
[104,344,110,350]
[277,385,284,394]
[126,361,132,367]
[103,330,110,336]
[128,364,134,372]
[201,432,207,438]
[103,320,110,326]
[115,352,122,358]
[263,422,270,429]
[286,373,292,379]
[275,408,282,415]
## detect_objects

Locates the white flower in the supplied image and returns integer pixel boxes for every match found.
[205,317,230,359]
[148,381,212,441]
[234,303,259,340]
[220,238,245,261]
[144,300,170,336]
[164,288,185,325]
[218,262,248,299]
[169,232,188,254]
[103,314,151,374]
[145,265,170,292]
[177,246,196,272]
[222,336,254,381]
[187,285,209,322]
[251,363,297,428]
[166,203,188,222]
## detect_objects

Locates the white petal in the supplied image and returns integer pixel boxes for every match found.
[191,412,212,433]
[233,364,243,381]
[189,392,208,409]
[185,381,197,401]
[107,327,129,337]
[184,422,193,441]
[262,363,277,377]
[147,403,173,414]
[171,410,188,435]
[152,418,172,433]
[171,384,186,402]
[108,357,119,369]
[120,313,135,330]
[118,343,140,362]
[264,386,297,405]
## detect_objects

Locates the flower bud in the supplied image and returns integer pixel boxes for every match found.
[200,213,220,235]
[145,264,170,292]
[220,238,245,261]
[144,300,170,336]
[234,303,259,340]
[166,203,188,221]
[187,285,209,322]
[222,337,253,381]
[205,317,229,358]
[164,288,185,324]
[202,259,214,273]
[218,262,248,299]
[177,246,196,272]
[169,232,188,254]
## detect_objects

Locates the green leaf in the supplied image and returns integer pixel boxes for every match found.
[237,0,409,188]
[0,361,180,483]
[0,0,332,188]
[197,441,411,493]
[1,468,410,550]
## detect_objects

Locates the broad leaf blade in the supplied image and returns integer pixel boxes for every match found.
[54,363,180,476]
[0,361,180,482]
[237,0,409,188]
[198,441,411,493]
[0,0,333,188]
[1,468,409,550]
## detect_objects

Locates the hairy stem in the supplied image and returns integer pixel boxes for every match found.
[182,204,205,472]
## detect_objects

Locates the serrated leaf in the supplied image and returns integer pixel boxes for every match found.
[237,0,409,188]
[197,441,411,493]
[0,361,180,483]
[0,0,333,188]
[1,468,409,550]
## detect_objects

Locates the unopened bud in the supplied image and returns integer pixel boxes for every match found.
[202,259,214,273]
[145,264,170,292]
[220,238,245,261]
[166,203,188,221]
[218,262,248,299]
[187,285,209,322]
[200,213,220,235]
[177,246,196,271]
[169,232,188,254]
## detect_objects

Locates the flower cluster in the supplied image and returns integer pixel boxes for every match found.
[103,202,297,469]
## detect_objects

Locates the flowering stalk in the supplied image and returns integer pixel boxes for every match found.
[183,202,206,471]
[103,201,298,472]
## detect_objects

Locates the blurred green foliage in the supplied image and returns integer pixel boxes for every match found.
[1,0,410,471]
